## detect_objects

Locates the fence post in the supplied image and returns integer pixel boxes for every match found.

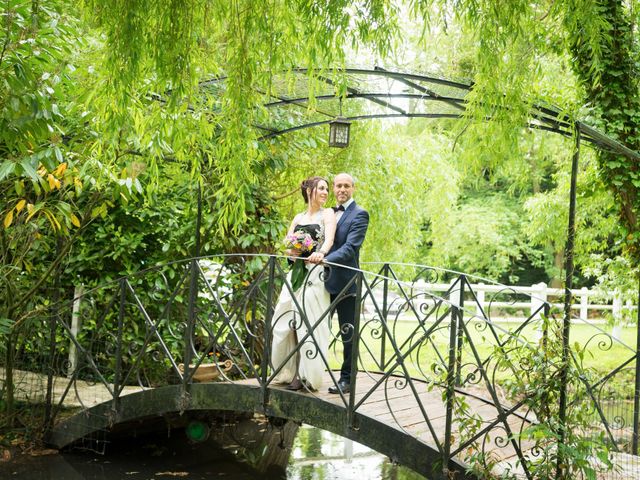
[579,287,589,322]
[68,285,84,378]
[531,282,547,341]
[475,283,485,319]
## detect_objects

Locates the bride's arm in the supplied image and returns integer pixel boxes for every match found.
[307,208,336,264]
[319,208,336,254]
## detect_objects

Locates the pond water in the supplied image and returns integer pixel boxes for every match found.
[0,418,427,480]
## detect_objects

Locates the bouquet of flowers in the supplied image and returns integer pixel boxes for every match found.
[284,230,317,291]
[285,231,317,253]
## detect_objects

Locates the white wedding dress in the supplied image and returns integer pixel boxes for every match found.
[270,214,331,390]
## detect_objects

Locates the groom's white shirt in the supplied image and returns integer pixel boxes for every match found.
[336,198,354,221]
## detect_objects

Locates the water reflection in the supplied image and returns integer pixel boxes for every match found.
[288,425,426,480]
[0,416,427,480]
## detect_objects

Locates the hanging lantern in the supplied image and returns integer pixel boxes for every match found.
[328,118,351,148]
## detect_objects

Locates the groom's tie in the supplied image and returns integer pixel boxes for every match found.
[333,205,345,213]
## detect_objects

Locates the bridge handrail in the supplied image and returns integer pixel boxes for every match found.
[5,254,638,479]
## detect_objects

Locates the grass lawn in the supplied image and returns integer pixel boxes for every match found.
[327,319,638,392]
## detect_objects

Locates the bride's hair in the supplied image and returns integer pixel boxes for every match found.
[301,176,328,204]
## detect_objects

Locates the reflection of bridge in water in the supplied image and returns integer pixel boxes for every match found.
[5,256,640,479]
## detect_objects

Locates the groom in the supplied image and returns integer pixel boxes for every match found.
[310,173,369,394]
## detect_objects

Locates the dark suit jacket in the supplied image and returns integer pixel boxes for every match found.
[324,201,369,295]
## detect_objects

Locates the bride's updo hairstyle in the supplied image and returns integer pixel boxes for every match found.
[301,176,328,204]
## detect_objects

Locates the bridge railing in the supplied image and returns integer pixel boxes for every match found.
[3,255,638,478]
[358,263,640,478]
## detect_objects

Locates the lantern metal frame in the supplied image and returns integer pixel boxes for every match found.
[328,117,351,147]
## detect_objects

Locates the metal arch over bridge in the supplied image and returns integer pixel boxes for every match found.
[8,256,639,479]
[199,66,640,161]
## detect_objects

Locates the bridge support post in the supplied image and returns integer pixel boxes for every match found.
[633,277,640,455]
[347,272,363,430]
[380,263,389,368]
[113,278,126,416]
[182,258,199,391]
[179,183,203,393]
[455,277,466,387]
[556,125,580,479]
[443,275,463,476]
[260,257,276,404]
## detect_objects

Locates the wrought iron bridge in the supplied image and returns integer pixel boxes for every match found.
[4,255,640,479]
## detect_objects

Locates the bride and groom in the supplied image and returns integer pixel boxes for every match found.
[270,173,369,393]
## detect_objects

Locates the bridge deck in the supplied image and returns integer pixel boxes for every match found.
[238,371,532,470]
[1,368,144,408]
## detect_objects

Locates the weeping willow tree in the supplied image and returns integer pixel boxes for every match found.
[408,0,640,266]
[80,0,400,232]
[84,0,640,261]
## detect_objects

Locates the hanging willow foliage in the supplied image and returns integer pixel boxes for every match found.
[82,0,640,259]
[408,0,640,264]
[80,0,399,231]
[568,0,640,258]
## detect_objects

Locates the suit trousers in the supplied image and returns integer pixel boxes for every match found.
[331,292,357,383]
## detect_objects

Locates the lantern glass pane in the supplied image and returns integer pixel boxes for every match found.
[329,121,349,147]
[336,125,348,144]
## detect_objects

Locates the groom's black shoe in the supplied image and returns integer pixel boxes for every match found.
[328,380,350,394]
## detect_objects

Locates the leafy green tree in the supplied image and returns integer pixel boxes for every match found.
[407,0,640,267]
[0,0,90,426]
[424,193,534,281]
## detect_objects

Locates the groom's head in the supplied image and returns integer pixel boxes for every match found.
[333,173,355,205]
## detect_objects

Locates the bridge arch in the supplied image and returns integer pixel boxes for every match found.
[49,381,471,479]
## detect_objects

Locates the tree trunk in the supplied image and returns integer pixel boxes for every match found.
[550,250,564,288]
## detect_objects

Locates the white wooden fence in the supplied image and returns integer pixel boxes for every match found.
[369,281,637,333]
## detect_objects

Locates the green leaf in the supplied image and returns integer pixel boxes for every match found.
[0,161,16,181]
[0,318,15,335]
[290,259,307,292]
[19,158,39,182]
[54,146,64,163]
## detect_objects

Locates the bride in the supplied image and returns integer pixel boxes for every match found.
[270,176,336,391]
